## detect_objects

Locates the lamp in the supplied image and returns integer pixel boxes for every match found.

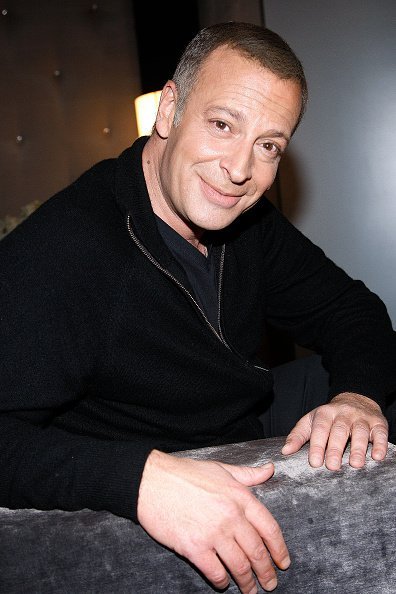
[134,90,162,137]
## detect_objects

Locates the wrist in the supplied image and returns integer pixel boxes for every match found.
[137,449,168,523]
[330,392,382,412]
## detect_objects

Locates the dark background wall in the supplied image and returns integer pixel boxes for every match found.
[132,1,200,94]
[134,0,264,93]
[0,0,263,219]
[0,0,142,218]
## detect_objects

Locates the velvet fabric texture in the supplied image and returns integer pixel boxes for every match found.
[1,437,395,593]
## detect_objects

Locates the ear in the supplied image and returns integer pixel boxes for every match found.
[155,81,177,139]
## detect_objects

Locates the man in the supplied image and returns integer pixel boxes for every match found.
[1,22,395,594]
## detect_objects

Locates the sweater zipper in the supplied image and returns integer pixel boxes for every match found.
[126,215,229,348]
[126,215,268,372]
[217,244,230,347]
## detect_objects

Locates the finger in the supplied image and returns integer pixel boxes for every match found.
[222,462,274,487]
[191,550,230,591]
[235,522,278,592]
[281,413,313,455]
[245,497,290,571]
[370,421,389,461]
[216,539,258,594]
[307,408,333,467]
[348,420,370,468]
[321,413,355,469]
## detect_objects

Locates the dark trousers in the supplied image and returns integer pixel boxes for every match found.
[259,354,396,444]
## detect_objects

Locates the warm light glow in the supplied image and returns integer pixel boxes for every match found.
[134,90,162,136]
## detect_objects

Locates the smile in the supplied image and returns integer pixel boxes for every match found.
[199,178,243,208]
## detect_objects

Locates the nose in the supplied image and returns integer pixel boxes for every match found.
[219,141,253,184]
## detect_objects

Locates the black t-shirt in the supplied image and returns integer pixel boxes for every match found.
[155,216,218,330]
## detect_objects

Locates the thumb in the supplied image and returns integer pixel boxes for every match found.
[221,462,275,487]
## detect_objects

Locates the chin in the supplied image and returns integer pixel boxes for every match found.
[187,203,245,232]
[195,216,238,232]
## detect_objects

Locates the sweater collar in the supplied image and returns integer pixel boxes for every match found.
[114,136,192,280]
[114,137,172,263]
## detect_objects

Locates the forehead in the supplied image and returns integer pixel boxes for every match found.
[190,46,302,127]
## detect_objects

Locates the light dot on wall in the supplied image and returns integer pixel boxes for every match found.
[16,135,24,144]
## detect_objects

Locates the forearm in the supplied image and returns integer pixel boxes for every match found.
[0,413,151,520]
[263,213,396,407]
[318,287,396,409]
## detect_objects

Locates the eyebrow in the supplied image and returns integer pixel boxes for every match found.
[205,106,244,122]
[205,106,291,143]
[265,129,291,143]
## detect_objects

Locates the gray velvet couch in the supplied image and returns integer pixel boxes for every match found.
[1,437,395,593]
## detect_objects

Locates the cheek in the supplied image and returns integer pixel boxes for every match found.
[162,143,187,192]
[254,163,279,192]
[179,126,221,163]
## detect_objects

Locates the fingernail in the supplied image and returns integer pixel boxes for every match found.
[326,459,341,471]
[266,577,277,591]
[372,450,385,460]
[310,454,322,467]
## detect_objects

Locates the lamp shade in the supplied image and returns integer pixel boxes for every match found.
[134,91,162,137]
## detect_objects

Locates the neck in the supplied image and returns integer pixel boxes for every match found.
[194,241,208,257]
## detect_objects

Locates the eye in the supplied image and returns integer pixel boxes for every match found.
[212,120,230,132]
[262,141,281,157]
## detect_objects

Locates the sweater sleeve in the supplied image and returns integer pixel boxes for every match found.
[0,197,151,521]
[261,205,396,409]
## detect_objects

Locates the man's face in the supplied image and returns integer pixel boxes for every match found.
[154,46,302,238]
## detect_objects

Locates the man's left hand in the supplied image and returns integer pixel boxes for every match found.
[282,392,389,469]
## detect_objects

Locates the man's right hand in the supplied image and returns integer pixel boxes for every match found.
[137,450,290,593]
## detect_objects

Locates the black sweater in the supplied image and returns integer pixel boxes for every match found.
[1,137,396,521]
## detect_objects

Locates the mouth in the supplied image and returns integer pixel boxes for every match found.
[199,178,244,208]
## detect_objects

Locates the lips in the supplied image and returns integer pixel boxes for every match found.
[199,178,243,208]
